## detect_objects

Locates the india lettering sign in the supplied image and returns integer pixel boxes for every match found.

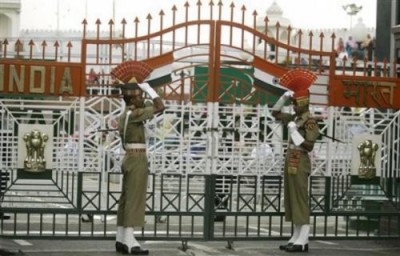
[0,60,85,97]
[329,76,400,109]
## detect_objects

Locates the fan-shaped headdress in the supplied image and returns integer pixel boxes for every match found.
[111,61,153,95]
[279,69,317,106]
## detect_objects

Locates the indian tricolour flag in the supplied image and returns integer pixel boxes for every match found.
[252,56,289,98]
[144,53,174,87]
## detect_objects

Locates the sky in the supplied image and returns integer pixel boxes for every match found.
[19,0,377,31]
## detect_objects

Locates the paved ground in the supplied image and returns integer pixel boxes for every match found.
[1,238,400,256]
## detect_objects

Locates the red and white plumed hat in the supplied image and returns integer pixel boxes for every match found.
[111,61,153,95]
[279,69,317,105]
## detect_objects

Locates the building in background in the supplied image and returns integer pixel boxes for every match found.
[0,0,21,38]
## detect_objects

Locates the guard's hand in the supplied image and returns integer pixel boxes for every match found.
[283,91,294,99]
[138,82,152,92]
[288,121,297,129]
[287,121,297,133]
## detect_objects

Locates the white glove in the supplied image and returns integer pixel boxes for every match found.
[272,91,293,111]
[288,121,305,146]
[138,82,159,99]
[283,91,294,99]
[288,121,297,132]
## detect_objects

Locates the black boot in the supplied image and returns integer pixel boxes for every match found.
[279,243,293,250]
[121,244,149,255]
[130,246,149,255]
[115,241,124,253]
[286,243,308,252]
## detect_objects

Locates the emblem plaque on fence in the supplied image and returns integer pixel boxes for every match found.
[18,124,54,174]
[23,130,49,172]
[357,139,379,179]
[351,133,381,180]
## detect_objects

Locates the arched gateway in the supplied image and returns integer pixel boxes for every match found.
[0,1,399,244]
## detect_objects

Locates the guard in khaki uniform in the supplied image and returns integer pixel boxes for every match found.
[112,62,165,255]
[271,69,319,253]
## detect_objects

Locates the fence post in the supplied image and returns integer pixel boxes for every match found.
[204,174,216,240]
[325,176,331,214]
[77,172,83,210]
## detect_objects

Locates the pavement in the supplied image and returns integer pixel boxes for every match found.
[1,238,400,256]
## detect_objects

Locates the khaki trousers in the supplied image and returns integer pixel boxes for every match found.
[284,150,310,225]
[117,152,148,227]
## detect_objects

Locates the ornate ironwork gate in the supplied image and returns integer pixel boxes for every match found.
[0,1,399,242]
